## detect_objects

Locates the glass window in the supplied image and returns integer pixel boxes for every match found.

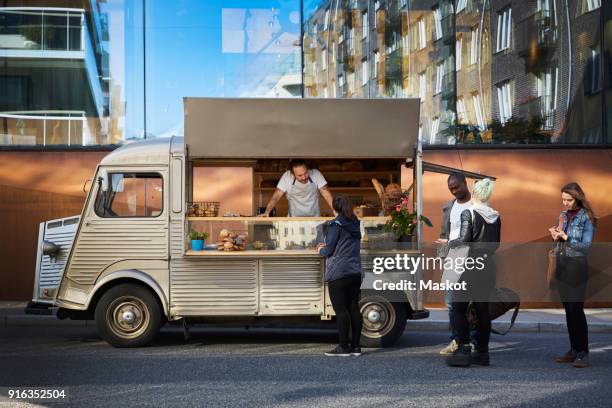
[362,59,369,86]
[456,36,462,71]
[496,81,513,125]
[418,18,427,50]
[457,98,467,124]
[347,72,355,94]
[496,8,512,52]
[537,68,558,129]
[583,0,601,13]
[430,117,440,144]
[419,71,427,101]
[145,1,301,136]
[589,47,602,93]
[95,173,163,218]
[457,0,468,13]
[433,7,443,41]
[362,11,368,39]
[434,61,444,95]
[0,2,145,146]
[321,48,327,70]
[470,27,479,65]
[373,51,379,78]
[472,93,485,129]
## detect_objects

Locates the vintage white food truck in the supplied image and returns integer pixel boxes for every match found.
[30,98,451,348]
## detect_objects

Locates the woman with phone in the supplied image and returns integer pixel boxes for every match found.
[549,182,596,368]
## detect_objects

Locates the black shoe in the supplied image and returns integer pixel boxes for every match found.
[470,351,490,366]
[446,345,472,367]
[325,345,351,357]
[555,349,577,363]
[572,351,590,368]
[350,347,362,356]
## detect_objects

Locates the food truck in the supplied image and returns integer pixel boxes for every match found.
[32,98,436,348]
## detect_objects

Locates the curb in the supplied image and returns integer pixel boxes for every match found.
[3,315,612,333]
[2,315,89,328]
[407,319,612,334]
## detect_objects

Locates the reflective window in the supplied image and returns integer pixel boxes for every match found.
[95,173,163,218]
[0,2,144,146]
[303,0,611,145]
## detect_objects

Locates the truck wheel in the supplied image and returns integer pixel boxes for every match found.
[358,296,407,348]
[95,284,163,348]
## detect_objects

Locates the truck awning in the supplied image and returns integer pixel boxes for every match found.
[184,97,420,159]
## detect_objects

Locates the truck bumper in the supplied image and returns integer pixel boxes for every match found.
[408,309,430,320]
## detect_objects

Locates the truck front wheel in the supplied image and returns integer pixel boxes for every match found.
[359,296,407,348]
[95,284,163,347]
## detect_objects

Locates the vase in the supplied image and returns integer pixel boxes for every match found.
[397,234,413,250]
[191,239,204,251]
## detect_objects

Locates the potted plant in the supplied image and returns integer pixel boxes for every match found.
[189,230,209,251]
[384,193,432,248]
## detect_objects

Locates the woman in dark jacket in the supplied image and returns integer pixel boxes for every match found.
[318,195,363,357]
[550,182,596,368]
[446,178,501,367]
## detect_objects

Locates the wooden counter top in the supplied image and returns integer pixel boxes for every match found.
[187,216,389,222]
[185,249,320,257]
[185,249,420,257]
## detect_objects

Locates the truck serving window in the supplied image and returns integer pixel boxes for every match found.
[94,173,163,218]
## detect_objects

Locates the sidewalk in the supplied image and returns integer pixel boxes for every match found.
[2,301,612,332]
[412,308,612,333]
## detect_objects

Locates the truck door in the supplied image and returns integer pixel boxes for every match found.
[62,167,169,288]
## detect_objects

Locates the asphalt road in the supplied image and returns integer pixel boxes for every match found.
[1,325,611,408]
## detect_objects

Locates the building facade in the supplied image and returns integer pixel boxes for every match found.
[303,0,610,145]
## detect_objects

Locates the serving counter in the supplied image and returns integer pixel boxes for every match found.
[185,216,413,255]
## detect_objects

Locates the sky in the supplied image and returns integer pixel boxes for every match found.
[101,0,303,139]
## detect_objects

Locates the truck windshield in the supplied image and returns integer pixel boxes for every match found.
[94,173,163,218]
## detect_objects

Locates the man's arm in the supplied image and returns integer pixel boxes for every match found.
[263,188,285,216]
[319,186,334,212]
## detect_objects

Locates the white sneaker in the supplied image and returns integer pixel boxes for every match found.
[439,339,458,355]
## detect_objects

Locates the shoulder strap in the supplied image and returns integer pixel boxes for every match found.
[491,303,520,335]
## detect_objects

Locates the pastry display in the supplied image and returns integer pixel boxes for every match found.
[216,229,248,251]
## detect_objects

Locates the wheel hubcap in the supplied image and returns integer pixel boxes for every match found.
[367,310,381,323]
[106,296,150,340]
[361,300,396,338]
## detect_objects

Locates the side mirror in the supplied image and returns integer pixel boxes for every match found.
[82,179,92,193]
[99,168,108,191]
[42,240,60,256]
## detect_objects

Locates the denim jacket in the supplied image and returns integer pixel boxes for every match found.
[558,208,595,257]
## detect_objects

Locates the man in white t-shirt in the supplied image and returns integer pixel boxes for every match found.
[262,159,334,217]
[435,172,472,355]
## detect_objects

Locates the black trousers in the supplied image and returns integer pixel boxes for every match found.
[451,256,496,352]
[557,256,589,353]
[328,275,362,348]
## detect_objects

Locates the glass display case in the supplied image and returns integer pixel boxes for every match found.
[185,216,408,256]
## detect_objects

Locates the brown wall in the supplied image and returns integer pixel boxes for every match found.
[420,149,612,307]
[1,149,611,305]
[0,151,107,300]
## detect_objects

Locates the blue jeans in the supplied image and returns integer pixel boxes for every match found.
[445,289,457,341]
[446,289,478,345]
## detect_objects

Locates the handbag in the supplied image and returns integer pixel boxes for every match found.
[468,287,520,335]
[546,215,564,289]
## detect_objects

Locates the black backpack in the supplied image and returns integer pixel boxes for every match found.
[468,287,520,335]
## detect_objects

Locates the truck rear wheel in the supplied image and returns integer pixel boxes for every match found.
[95,284,163,347]
[358,296,407,348]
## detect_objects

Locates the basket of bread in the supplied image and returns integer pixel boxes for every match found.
[187,202,220,217]
[216,229,248,251]
[371,179,403,216]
